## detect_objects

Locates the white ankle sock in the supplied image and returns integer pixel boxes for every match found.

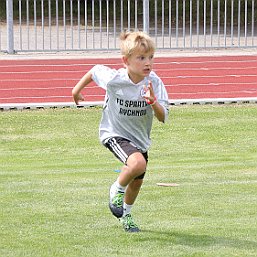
[123,202,133,217]
[110,180,126,199]
[114,180,126,192]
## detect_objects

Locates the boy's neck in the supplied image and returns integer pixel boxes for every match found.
[127,69,145,84]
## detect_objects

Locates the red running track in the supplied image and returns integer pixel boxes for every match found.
[0,55,257,105]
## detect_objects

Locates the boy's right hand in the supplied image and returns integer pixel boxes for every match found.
[72,71,93,105]
[72,92,85,105]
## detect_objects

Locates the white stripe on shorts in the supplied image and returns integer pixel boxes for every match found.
[109,138,128,163]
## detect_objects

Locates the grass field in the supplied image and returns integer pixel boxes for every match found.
[1,105,257,257]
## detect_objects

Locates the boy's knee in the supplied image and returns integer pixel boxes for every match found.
[135,172,145,180]
[135,158,147,171]
[127,152,147,175]
[130,154,146,170]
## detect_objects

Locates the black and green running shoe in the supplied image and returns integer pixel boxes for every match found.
[120,214,140,233]
[109,191,124,218]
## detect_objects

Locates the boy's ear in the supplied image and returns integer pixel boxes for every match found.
[122,56,129,66]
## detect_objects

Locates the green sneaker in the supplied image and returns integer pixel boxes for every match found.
[120,214,140,233]
[109,191,124,218]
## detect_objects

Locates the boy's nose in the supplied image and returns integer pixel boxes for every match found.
[145,57,152,65]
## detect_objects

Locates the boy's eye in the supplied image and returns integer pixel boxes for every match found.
[137,55,154,61]
[138,56,145,61]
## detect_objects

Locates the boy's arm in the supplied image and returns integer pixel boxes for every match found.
[72,71,93,105]
[151,102,166,123]
[143,81,167,123]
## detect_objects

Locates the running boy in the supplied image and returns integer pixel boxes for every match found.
[72,31,169,232]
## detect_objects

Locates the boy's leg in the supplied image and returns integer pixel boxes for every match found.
[120,178,144,233]
[118,152,147,187]
[124,178,143,205]
[109,152,146,218]
[105,137,147,220]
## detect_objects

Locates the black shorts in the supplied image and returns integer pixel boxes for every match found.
[104,137,148,179]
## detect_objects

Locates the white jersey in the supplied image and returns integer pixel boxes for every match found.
[91,65,169,152]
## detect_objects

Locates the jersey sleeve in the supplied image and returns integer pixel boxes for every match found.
[91,65,117,90]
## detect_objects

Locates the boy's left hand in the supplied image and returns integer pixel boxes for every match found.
[143,81,156,105]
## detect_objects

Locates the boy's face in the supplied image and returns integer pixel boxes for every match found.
[123,47,154,84]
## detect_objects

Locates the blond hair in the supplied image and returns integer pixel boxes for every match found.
[120,31,155,57]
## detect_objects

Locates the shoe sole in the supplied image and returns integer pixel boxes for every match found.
[109,202,123,218]
[125,228,140,233]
